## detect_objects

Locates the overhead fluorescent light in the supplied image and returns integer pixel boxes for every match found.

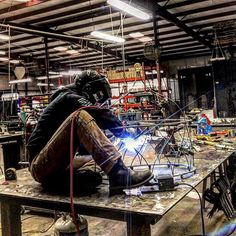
[49,71,60,75]
[138,36,152,42]
[37,83,54,87]
[60,69,82,76]
[50,75,62,79]
[36,76,47,80]
[0,34,10,40]
[152,70,157,74]
[91,31,125,43]
[129,32,144,38]
[9,78,32,84]
[54,46,68,51]
[66,49,79,55]
[107,0,150,20]
[37,75,62,80]
[10,60,21,64]
[210,57,226,62]
[0,51,5,55]
[0,57,9,62]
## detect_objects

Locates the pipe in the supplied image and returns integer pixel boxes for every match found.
[153,13,159,48]
[0,23,106,43]
[121,13,127,94]
[152,13,162,94]
[44,37,50,93]
[1,22,125,60]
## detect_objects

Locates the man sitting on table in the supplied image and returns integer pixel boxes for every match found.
[27,70,153,195]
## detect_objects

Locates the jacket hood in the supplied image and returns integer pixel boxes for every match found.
[50,83,78,102]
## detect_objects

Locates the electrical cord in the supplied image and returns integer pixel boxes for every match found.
[22,218,55,234]
[70,112,81,236]
[40,218,55,233]
[176,182,206,236]
[69,104,138,235]
[21,215,35,221]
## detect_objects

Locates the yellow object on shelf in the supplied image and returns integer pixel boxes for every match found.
[195,135,222,142]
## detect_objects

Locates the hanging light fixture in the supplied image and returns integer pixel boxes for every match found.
[9,78,32,84]
[10,60,21,64]
[37,75,62,80]
[66,49,79,55]
[60,69,82,76]
[66,45,79,55]
[0,58,22,63]
[91,31,125,43]
[54,46,68,52]
[129,32,144,38]
[0,57,9,62]
[37,83,54,87]
[210,30,226,62]
[138,36,152,42]
[107,0,150,20]
[0,34,10,40]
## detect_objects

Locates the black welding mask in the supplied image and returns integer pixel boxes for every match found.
[74,70,112,104]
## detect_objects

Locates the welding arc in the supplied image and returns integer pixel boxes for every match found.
[100,90,201,171]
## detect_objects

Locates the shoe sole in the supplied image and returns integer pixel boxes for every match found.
[109,173,154,196]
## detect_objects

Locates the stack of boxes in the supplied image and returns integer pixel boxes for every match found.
[106,67,144,81]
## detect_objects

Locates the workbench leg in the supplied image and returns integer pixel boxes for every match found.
[202,178,208,209]
[126,218,151,236]
[1,202,22,236]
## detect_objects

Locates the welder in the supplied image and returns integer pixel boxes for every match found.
[27,70,153,195]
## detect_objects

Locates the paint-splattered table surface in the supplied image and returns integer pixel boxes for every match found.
[0,145,234,224]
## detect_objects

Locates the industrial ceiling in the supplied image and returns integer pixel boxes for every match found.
[0,0,235,74]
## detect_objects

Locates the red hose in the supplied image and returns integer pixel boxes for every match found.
[69,106,100,236]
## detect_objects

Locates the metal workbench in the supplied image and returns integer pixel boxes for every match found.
[0,147,234,236]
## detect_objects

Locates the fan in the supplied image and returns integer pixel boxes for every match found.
[144,41,161,61]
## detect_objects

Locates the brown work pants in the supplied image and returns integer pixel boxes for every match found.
[30,109,121,183]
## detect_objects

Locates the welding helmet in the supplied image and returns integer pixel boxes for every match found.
[74,70,112,104]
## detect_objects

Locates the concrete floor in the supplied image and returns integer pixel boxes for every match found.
[0,186,235,236]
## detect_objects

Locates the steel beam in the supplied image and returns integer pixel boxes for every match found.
[153,2,212,49]
[0,0,47,15]
[6,7,236,48]
[27,3,110,27]
[2,0,89,22]
[7,22,126,61]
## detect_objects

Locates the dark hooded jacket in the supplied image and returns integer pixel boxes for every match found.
[26,85,123,163]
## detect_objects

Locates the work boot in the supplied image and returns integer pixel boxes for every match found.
[108,159,153,195]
